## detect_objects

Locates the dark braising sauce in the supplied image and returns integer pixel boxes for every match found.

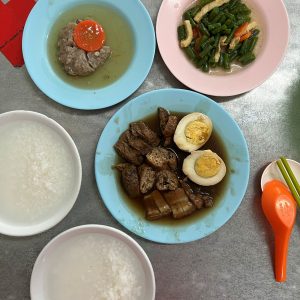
[114,112,230,226]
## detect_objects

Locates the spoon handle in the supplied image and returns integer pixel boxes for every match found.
[274,231,291,282]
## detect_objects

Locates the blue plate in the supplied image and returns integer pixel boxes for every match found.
[22,0,155,110]
[95,89,250,243]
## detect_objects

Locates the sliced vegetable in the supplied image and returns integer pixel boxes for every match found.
[218,52,225,66]
[202,62,210,72]
[239,38,252,55]
[229,36,240,49]
[225,25,237,44]
[235,21,257,37]
[234,22,249,37]
[240,31,252,42]
[201,36,215,49]
[177,25,186,41]
[199,35,209,47]
[208,23,221,31]
[211,12,225,24]
[73,20,106,52]
[212,24,227,34]
[212,33,221,47]
[196,55,208,68]
[180,20,193,48]
[229,0,240,10]
[223,53,230,69]
[199,44,213,58]
[193,27,200,38]
[194,0,230,23]
[239,52,256,65]
[199,22,211,36]
[228,50,238,62]
[194,37,202,53]
[214,36,227,62]
[184,11,197,27]
[248,36,258,52]
[184,46,197,60]
[208,7,220,21]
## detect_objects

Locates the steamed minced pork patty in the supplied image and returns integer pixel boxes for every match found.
[57,21,111,76]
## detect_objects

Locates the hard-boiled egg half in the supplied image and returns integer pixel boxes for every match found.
[183,150,226,186]
[173,112,212,152]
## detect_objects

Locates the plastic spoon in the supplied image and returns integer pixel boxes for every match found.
[261,180,297,282]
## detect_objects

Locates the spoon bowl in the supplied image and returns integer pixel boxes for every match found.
[261,180,297,282]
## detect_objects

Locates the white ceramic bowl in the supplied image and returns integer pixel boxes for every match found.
[0,111,82,236]
[30,225,156,300]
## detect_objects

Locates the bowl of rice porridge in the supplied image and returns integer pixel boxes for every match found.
[30,225,156,300]
[0,110,82,236]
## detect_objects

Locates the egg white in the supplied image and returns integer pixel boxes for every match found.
[173,112,213,152]
[182,150,226,186]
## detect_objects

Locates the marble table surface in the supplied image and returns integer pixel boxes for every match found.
[0,0,300,299]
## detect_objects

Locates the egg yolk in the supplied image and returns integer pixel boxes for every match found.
[194,153,221,178]
[184,119,209,145]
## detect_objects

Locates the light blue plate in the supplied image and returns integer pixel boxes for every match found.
[95,89,250,243]
[22,0,155,110]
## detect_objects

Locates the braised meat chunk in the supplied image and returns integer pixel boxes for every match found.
[130,121,160,147]
[163,116,178,140]
[126,132,153,155]
[146,147,177,171]
[202,195,214,208]
[156,170,178,191]
[115,163,140,198]
[180,179,204,209]
[158,107,169,132]
[114,130,144,165]
[143,190,171,220]
[158,107,178,146]
[193,184,214,208]
[163,188,195,219]
[138,164,156,194]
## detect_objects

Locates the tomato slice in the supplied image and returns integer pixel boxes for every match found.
[73,20,105,52]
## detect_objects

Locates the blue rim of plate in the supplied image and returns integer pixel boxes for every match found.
[22,0,155,110]
[95,88,250,244]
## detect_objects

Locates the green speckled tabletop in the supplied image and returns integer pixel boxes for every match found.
[0,0,300,299]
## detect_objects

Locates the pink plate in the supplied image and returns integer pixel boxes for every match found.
[156,0,289,96]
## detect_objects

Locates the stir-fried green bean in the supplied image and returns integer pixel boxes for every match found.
[248,36,258,52]
[239,52,256,65]
[228,50,238,62]
[223,53,230,69]
[199,23,211,36]
[184,12,197,27]
[178,0,260,73]
[202,62,210,72]
[184,46,197,60]
[200,44,213,58]
[239,38,252,55]
[177,25,186,40]
[208,7,220,21]
[201,36,215,49]
[225,25,237,44]
[199,35,209,47]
